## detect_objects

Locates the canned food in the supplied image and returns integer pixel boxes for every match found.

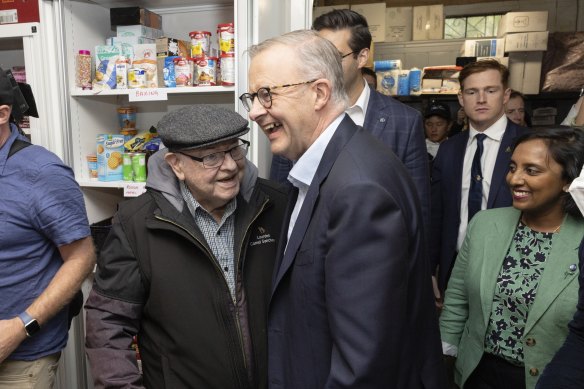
[128,68,146,89]
[189,31,212,58]
[220,53,234,86]
[217,23,235,55]
[194,57,217,86]
[122,153,134,181]
[132,153,147,182]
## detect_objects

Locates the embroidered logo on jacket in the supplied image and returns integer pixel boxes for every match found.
[249,226,275,246]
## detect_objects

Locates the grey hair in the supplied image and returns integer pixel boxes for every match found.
[248,29,348,108]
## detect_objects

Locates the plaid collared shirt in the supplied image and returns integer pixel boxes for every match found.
[180,181,237,298]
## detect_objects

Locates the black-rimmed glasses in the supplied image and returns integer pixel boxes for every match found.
[179,139,250,169]
[340,51,358,59]
[239,79,318,112]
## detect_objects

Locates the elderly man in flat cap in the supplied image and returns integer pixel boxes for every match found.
[85,105,288,389]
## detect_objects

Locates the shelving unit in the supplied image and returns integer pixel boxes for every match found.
[62,0,240,222]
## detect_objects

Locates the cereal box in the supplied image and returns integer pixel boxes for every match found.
[97,134,125,181]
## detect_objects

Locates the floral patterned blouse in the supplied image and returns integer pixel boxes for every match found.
[483,221,555,366]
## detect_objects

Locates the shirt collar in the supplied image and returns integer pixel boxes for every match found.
[469,114,507,142]
[288,114,345,190]
[346,79,370,119]
[180,180,237,226]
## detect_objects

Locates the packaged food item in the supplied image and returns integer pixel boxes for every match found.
[115,56,129,89]
[128,68,146,88]
[75,50,92,90]
[217,23,235,55]
[124,126,157,151]
[174,57,192,87]
[122,152,134,181]
[220,53,234,86]
[132,153,147,182]
[132,44,158,88]
[117,106,137,130]
[189,31,212,58]
[93,45,120,90]
[86,154,98,179]
[97,134,125,181]
[194,56,217,86]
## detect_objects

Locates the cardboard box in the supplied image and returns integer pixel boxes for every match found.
[508,51,543,94]
[421,65,462,94]
[504,31,549,52]
[530,115,556,126]
[463,39,505,57]
[351,3,386,43]
[498,11,548,37]
[0,0,40,24]
[413,5,443,41]
[385,7,413,42]
[313,5,349,20]
[106,36,156,45]
[110,7,162,29]
[156,37,191,57]
[116,25,163,39]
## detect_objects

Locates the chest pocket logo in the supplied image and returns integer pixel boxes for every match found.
[249,226,275,247]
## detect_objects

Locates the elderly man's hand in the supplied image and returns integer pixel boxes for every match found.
[0,317,27,363]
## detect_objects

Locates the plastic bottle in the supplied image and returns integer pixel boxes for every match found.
[75,50,92,90]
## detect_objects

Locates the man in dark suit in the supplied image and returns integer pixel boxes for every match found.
[269,9,430,231]
[240,30,445,389]
[430,59,527,297]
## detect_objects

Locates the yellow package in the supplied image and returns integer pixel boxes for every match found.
[125,127,158,151]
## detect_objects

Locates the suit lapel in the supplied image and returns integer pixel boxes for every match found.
[272,115,356,291]
[363,88,388,135]
[487,123,516,208]
[524,216,582,334]
[480,209,520,325]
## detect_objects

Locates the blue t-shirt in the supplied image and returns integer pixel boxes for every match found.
[0,124,90,360]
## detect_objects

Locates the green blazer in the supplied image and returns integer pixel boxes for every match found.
[440,207,584,389]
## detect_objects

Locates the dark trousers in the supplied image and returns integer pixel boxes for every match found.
[465,353,526,389]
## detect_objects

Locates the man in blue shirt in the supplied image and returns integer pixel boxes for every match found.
[0,68,95,387]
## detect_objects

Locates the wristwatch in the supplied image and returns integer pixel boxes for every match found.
[17,311,41,338]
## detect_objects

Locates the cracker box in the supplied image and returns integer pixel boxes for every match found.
[97,134,125,181]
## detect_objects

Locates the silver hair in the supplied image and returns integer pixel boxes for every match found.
[248,29,348,108]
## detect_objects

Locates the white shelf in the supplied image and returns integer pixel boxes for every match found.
[71,85,235,96]
[78,180,147,197]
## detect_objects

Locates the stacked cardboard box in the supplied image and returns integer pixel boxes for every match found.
[499,11,549,94]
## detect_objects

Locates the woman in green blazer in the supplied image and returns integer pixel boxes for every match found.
[440,127,584,389]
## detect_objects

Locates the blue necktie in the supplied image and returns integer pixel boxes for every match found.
[468,133,487,221]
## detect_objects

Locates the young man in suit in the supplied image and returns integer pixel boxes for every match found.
[240,29,445,389]
[430,59,528,297]
[269,9,430,231]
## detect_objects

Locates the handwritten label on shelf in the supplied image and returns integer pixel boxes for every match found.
[129,88,168,102]
[124,182,147,197]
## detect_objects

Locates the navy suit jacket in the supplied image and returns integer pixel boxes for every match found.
[430,120,527,291]
[537,236,584,389]
[268,115,445,389]
[269,87,430,232]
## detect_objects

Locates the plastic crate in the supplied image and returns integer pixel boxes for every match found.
[90,218,112,256]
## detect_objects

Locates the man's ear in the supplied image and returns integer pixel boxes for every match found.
[0,105,11,125]
[313,79,332,111]
[356,47,370,70]
[164,152,185,181]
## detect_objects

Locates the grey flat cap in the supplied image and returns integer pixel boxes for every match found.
[157,105,250,151]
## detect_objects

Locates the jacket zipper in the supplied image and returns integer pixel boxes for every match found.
[155,197,269,381]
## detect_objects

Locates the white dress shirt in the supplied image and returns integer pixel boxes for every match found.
[457,114,508,251]
[345,79,370,127]
[286,114,345,244]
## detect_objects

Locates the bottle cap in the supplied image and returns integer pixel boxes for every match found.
[79,50,90,55]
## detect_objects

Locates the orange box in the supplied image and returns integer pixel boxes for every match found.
[0,0,40,24]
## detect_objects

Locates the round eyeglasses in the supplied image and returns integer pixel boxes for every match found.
[239,79,318,112]
[179,140,250,169]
